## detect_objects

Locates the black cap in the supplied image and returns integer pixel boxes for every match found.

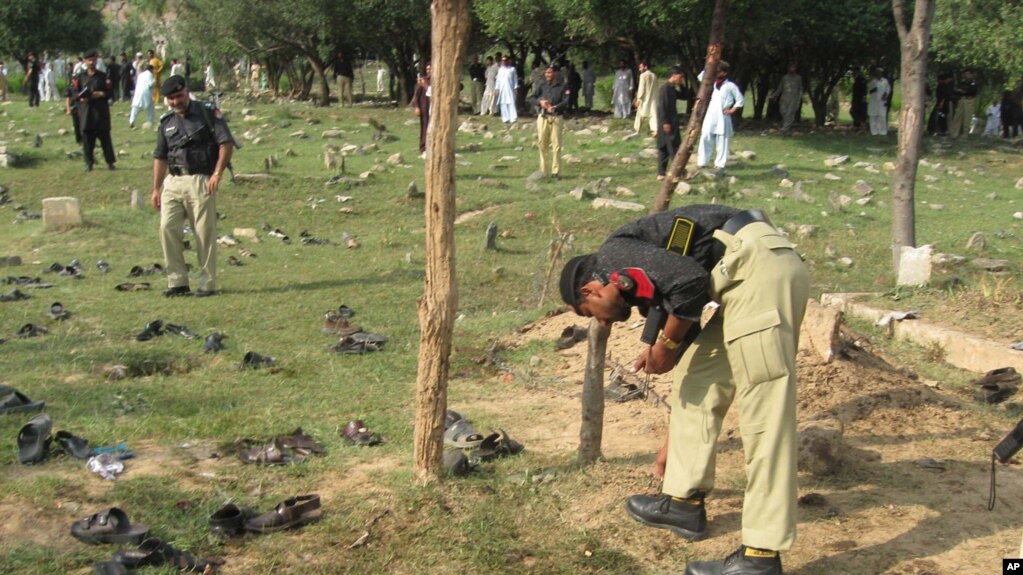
[160,75,187,96]
[669,65,685,76]
[560,254,597,309]
[83,49,98,59]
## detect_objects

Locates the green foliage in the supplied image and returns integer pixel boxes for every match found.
[932,0,1023,83]
[0,0,104,59]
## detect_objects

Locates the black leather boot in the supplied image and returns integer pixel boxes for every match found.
[624,493,707,540]
[684,546,783,575]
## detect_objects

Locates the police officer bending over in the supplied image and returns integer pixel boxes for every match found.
[151,75,236,298]
[560,204,809,575]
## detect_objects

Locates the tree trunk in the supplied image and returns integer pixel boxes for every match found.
[412,0,470,484]
[650,0,730,214]
[890,0,935,273]
[308,56,331,107]
[579,319,611,464]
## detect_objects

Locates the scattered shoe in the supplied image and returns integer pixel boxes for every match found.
[244,495,322,533]
[54,430,91,459]
[973,367,1021,404]
[96,260,112,273]
[477,429,524,461]
[209,503,249,538]
[554,325,588,350]
[47,302,70,320]
[342,420,382,446]
[135,320,164,342]
[321,308,361,336]
[238,248,256,258]
[0,384,45,414]
[328,335,382,354]
[443,419,485,449]
[17,413,52,464]
[1,288,31,302]
[164,323,198,339]
[442,449,474,477]
[203,332,226,353]
[625,493,707,541]
[684,545,782,575]
[605,366,645,402]
[17,323,48,338]
[226,255,243,266]
[162,286,191,298]
[115,282,151,292]
[70,507,149,545]
[241,351,276,369]
[113,537,207,572]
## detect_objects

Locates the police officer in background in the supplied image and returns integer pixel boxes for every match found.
[151,75,236,298]
[72,50,116,171]
[529,64,570,180]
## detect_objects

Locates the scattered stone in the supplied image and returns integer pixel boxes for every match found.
[568,187,592,200]
[407,181,424,199]
[1014,212,1023,220]
[129,189,145,209]
[284,148,298,157]
[621,132,638,142]
[797,418,843,475]
[386,153,404,166]
[824,155,849,167]
[0,146,18,168]
[485,222,498,250]
[799,299,842,363]
[835,194,853,209]
[1016,177,1023,190]
[263,156,277,171]
[779,178,795,188]
[233,228,259,240]
[321,129,343,139]
[736,150,756,161]
[795,224,818,240]
[289,130,308,139]
[57,128,68,136]
[42,197,83,229]
[615,186,635,197]
[985,192,997,200]
[970,258,1012,272]
[864,165,880,174]
[855,197,872,206]
[852,180,873,196]
[897,244,933,286]
[923,174,938,182]
[882,161,895,171]
[965,232,986,252]
[591,198,644,211]
[768,165,789,178]
[638,148,658,160]
[562,154,583,164]
[835,257,854,268]
[498,155,519,162]
[931,252,965,267]
[929,203,944,210]
[674,180,692,195]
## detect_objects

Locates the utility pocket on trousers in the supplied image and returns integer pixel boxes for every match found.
[725,309,788,386]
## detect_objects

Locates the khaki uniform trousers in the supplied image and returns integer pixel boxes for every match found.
[949,97,976,138]
[536,114,563,176]
[336,76,353,107]
[662,221,809,551]
[160,174,218,292]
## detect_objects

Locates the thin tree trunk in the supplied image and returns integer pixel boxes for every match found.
[650,0,729,214]
[891,0,935,273]
[412,0,470,484]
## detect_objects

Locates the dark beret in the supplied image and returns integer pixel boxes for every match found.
[560,254,597,309]
[160,75,188,96]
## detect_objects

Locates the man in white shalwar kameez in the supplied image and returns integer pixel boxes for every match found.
[129,65,155,128]
[612,60,633,119]
[633,62,657,136]
[697,61,744,171]
[495,56,519,123]
[867,68,890,136]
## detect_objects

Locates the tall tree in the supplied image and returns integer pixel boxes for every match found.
[890,0,935,273]
[0,0,104,65]
[413,0,470,483]
[931,0,1023,81]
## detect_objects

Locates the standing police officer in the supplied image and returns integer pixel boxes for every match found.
[151,75,236,298]
[529,64,570,180]
[72,50,116,171]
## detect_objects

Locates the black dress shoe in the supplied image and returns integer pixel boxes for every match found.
[162,286,191,297]
[685,546,783,575]
[625,493,707,540]
[107,163,116,171]
[203,332,225,353]
[135,319,164,342]
[194,289,216,298]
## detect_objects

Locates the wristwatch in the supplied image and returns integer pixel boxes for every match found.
[658,332,679,350]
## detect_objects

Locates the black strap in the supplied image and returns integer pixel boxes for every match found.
[988,453,997,511]
[721,209,770,236]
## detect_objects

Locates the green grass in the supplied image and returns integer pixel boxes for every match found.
[0,87,1021,574]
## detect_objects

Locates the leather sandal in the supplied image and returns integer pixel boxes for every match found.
[17,413,52,464]
[244,494,322,533]
[70,507,149,545]
[0,384,45,414]
[342,420,382,446]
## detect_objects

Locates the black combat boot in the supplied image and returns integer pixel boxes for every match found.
[684,546,783,575]
[624,493,707,540]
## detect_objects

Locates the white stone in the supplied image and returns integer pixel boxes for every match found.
[42,196,82,229]
[824,173,841,181]
[591,198,644,211]
[129,189,145,209]
[674,181,692,195]
[779,178,795,188]
[321,129,343,139]
[386,153,404,166]
[1015,177,1023,190]
[615,186,635,197]
[897,244,933,286]
[824,155,849,167]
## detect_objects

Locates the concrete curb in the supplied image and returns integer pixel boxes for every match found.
[820,293,1023,375]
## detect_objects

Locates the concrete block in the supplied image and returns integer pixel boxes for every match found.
[130,189,146,209]
[896,244,933,286]
[42,196,82,229]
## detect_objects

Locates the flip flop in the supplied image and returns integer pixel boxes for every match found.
[236,438,293,465]
[17,413,52,464]
[164,323,198,340]
[444,409,464,430]
[70,507,149,545]
[135,320,164,342]
[16,323,48,338]
[114,282,151,292]
[555,325,588,350]
[203,332,225,353]
[327,336,380,354]
[341,420,382,446]
[0,288,31,302]
[48,302,70,320]
[241,351,276,369]
[605,380,644,403]
[54,430,91,459]
[443,419,485,449]
[0,384,45,414]
[243,494,322,533]
[477,429,525,462]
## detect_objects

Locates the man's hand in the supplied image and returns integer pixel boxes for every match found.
[724,107,737,116]
[205,173,222,196]
[150,189,161,210]
[632,342,675,375]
